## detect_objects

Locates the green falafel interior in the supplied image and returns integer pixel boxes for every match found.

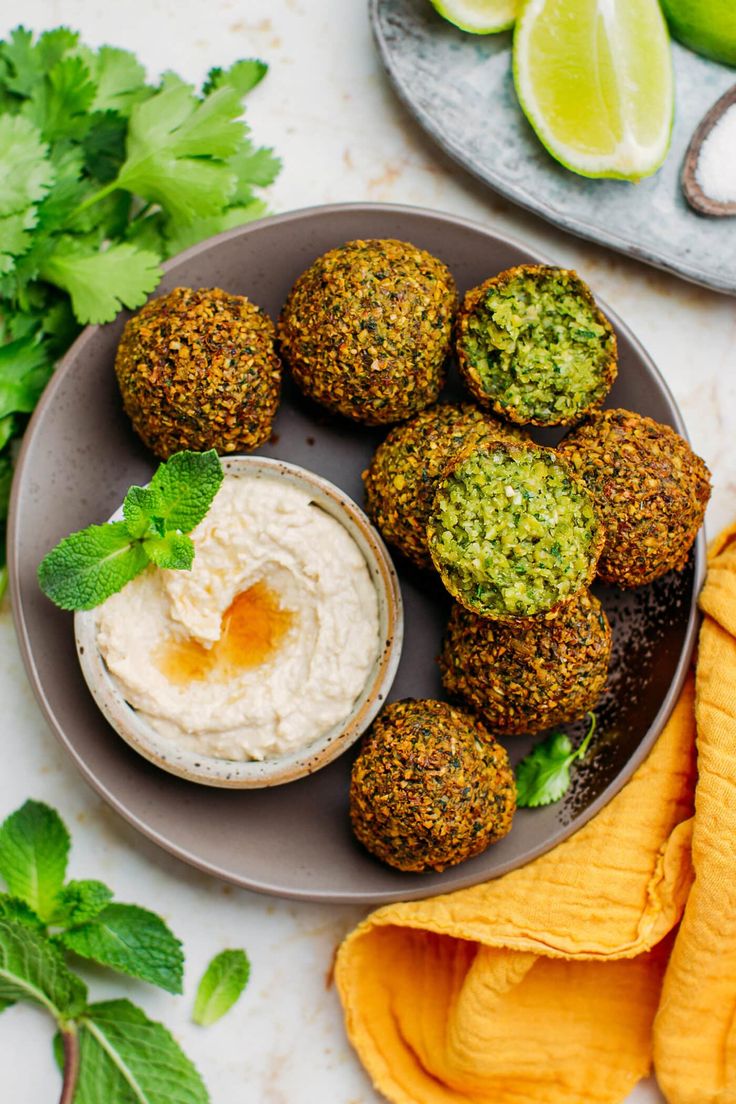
[459,267,617,425]
[427,443,601,619]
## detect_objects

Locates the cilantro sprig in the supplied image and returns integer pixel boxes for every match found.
[0,799,218,1103]
[515,712,598,808]
[0,25,281,598]
[37,449,223,610]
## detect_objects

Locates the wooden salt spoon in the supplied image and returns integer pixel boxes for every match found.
[682,83,736,217]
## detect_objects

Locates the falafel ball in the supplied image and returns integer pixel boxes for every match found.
[440,590,612,737]
[557,409,711,587]
[278,239,456,424]
[350,699,515,873]
[115,286,281,459]
[427,441,603,620]
[363,402,527,569]
[456,265,617,426]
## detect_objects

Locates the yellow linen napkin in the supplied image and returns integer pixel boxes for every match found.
[654,525,736,1104]
[337,675,697,1104]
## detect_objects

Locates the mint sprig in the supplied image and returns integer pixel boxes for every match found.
[37,448,223,610]
[0,799,220,1103]
[515,712,598,808]
[193,949,250,1027]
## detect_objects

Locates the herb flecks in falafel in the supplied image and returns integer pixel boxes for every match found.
[427,442,602,620]
[115,286,281,459]
[440,590,611,736]
[278,239,456,425]
[456,265,617,426]
[350,699,515,873]
[557,408,711,587]
[363,402,526,569]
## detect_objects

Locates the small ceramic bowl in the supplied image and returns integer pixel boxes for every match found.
[74,455,404,788]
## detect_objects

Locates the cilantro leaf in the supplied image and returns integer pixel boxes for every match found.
[40,239,161,324]
[50,880,113,928]
[0,208,38,273]
[0,332,53,418]
[70,1000,209,1104]
[203,59,268,98]
[143,448,224,533]
[193,949,250,1027]
[0,114,53,216]
[113,82,245,222]
[37,520,149,611]
[22,54,96,143]
[82,110,128,184]
[164,200,266,258]
[0,800,70,921]
[229,142,281,192]
[57,903,184,994]
[143,532,195,571]
[515,732,574,808]
[0,917,87,1018]
[90,47,149,115]
[0,27,40,97]
[516,713,598,808]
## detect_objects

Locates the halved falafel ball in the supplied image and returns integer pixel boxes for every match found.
[456,265,617,426]
[350,699,515,873]
[440,590,612,737]
[363,402,527,569]
[557,409,711,587]
[278,239,456,425]
[115,286,281,459]
[427,442,603,620]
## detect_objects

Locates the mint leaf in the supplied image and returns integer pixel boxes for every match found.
[193,949,250,1027]
[114,82,245,222]
[0,918,87,1018]
[37,520,149,611]
[0,114,53,216]
[0,800,69,920]
[203,59,268,98]
[143,532,194,571]
[50,880,113,928]
[516,713,598,808]
[71,1000,209,1104]
[58,903,184,994]
[0,894,44,932]
[40,239,161,324]
[144,449,223,533]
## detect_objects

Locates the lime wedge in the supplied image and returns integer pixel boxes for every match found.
[513,0,674,180]
[430,0,519,34]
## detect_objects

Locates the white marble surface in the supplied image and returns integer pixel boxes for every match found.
[2,1,734,1101]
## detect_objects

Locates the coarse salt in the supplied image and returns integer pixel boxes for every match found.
[696,103,736,204]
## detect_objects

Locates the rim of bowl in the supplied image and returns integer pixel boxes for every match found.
[73,455,404,788]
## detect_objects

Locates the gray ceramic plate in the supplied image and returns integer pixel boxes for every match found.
[372,0,736,295]
[8,203,704,903]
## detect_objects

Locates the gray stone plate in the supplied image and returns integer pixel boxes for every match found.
[8,203,703,903]
[372,0,736,295]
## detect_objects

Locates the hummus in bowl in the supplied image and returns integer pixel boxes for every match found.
[74,456,403,788]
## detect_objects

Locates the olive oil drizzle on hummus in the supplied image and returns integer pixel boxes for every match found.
[155,582,295,684]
